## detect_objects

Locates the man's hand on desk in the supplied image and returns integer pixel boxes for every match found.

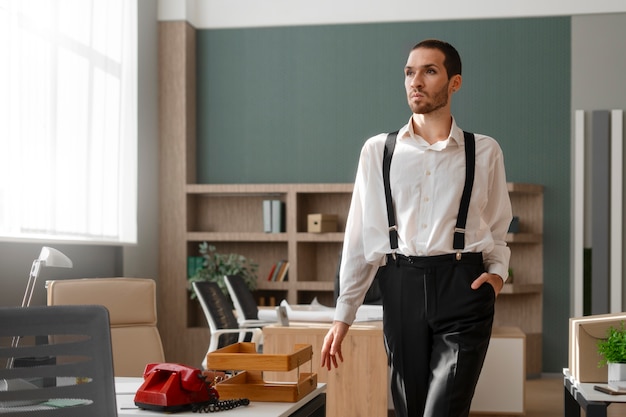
[321,321,350,370]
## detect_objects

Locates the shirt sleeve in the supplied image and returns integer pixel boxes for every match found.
[481,143,513,281]
[334,139,384,325]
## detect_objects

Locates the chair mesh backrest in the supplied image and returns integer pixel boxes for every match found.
[192,281,239,348]
[0,305,117,417]
[225,275,259,320]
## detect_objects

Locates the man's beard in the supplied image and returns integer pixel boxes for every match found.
[409,85,450,114]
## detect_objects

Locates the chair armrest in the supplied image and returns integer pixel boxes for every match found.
[208,328,263,353]
[239,319,277,328]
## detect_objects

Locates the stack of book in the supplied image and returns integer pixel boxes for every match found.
[263,200,285,233]
[267,260,289,282]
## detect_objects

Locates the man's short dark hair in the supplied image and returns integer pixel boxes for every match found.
[412,39,462,79]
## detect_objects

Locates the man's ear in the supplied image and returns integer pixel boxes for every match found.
[450,74,462,93]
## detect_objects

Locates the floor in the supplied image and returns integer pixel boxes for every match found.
[388,375,626,417]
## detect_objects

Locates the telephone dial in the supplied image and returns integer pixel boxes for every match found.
[134,363,249,413]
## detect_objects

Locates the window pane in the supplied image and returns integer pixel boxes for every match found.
[0,0,137,244]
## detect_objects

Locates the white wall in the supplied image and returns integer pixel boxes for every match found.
[158,0,626,28]
[122,0,159,280]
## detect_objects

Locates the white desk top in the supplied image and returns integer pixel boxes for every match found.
[116,377,326,417]
[563,368,626,403]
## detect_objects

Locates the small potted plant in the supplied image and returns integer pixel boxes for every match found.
[597,321,626,390]
[187,242,258,303]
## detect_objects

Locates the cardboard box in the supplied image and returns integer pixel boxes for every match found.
[569,312,626,382]
[307,214,338,233]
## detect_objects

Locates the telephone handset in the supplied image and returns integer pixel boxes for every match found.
[134,363,249,413]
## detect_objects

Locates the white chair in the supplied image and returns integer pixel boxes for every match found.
[192,281,262,369]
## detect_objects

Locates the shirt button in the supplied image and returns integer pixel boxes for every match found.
[425,170,431,176]
[422,224,428,229]
[424,196,430,202]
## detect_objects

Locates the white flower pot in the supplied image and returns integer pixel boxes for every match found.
[608,362,626,391]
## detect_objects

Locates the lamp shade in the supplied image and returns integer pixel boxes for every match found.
[23,247,73,309]
[38,247,73,268]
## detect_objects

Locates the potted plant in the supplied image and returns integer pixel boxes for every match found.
[597,321,626,390]
[187,243,258,302]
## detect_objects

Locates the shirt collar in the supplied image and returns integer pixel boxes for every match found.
[399,116,464,150]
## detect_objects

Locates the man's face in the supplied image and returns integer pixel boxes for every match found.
[404,47,456,115]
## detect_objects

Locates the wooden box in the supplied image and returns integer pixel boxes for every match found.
[206,343,317,402]
[307,213,338,233]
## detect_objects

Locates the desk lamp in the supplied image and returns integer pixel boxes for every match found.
[5,247,73,370]
[20,247,73,309]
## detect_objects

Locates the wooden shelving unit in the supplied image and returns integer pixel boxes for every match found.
[184,183,352,308]
[499,182,544,377]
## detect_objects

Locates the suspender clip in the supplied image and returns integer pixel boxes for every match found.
[390,250,399,266]
[455,251,462,261]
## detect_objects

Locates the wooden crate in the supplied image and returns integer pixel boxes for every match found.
[206,343,317,402]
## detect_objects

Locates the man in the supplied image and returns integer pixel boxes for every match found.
[320,39,512,417]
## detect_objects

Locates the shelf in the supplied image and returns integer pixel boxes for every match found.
[296,281,334,291]
[257,281,290,291]
[186,232,289,242]
[186,183,290,195]
[296,233,345,242]
[506,233,542,243]
[507,183,544,194]
[500,283,543,295]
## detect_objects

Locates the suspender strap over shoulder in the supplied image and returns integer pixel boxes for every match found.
[382,130,476,257]
[383,131,399,252]
[453,131,476,251]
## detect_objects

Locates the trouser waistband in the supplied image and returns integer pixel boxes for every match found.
[386,252,483,267]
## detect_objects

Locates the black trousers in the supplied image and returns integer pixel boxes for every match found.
[377,253,495,417]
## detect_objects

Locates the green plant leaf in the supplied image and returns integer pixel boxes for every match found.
[188,243,258,303]
[598,321,626,367]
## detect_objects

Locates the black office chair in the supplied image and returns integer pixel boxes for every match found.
[0,305,117,416]
[192,281,262,369]
[224,275,278,326]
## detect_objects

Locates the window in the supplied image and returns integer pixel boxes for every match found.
[0,0,137,244]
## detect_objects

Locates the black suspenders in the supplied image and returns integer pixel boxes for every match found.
[383,130,476,259]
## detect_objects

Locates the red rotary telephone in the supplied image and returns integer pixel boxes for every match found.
[134,363,249,413]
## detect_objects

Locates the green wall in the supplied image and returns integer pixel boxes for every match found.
[197,17,571,373]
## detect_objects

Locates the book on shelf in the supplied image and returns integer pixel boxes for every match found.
[267,260,289,281]
[266,262,278,281]
[276,260,289,282]
[187,256,203,278]
[262,199,285,233]
[263,200,272,233]
[271,200,285,233]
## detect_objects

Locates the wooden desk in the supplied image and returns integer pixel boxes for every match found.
[263,323,526,417]
[116,377,327,417]
[263,321,388,417]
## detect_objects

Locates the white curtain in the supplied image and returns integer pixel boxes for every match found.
[0,0,137,244]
